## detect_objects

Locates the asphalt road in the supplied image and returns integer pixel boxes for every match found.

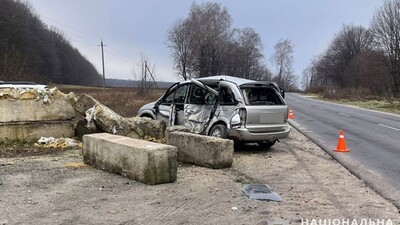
[285,93,400,208]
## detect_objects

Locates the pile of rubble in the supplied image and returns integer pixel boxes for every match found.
[75,94,166,142]
[0,86,166,143]
[0,87,234,186]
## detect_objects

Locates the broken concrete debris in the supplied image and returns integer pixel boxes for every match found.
[0,121,74,141]
[75,94,165,142]
[242,184,282,202]
[83,133,178,185]
[0,87,75,141]
[166,128,234,169]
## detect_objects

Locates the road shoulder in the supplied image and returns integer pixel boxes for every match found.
[0,128,399,224]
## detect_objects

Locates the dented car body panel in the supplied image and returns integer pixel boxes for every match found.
[138,75,291,143]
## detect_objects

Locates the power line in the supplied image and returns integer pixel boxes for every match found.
[107,46,134,61]
[106,49,133,63]
[69,37,97,46]
[40,15,100,41]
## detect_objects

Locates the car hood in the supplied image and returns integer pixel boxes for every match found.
[138,102,156,114]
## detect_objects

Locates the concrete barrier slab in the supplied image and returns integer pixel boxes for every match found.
[0,121,74,141]
[83,133,177,185]
[0,99,75,123]
[166,131,234,169]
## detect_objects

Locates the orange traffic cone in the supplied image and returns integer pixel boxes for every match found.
[288,108,295,119]
[334,130,350,152]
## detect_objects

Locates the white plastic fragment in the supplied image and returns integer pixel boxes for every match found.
[38,137,56,144]
[85,106,96,128]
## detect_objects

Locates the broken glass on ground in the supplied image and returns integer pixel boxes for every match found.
[242,184,282,202]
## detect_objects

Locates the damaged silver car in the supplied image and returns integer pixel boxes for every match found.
[138,75,291,147]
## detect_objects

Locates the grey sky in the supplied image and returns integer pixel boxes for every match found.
[28,0,383,82]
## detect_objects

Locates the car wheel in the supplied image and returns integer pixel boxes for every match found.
[209,124,228,139]
[257,140,276,148]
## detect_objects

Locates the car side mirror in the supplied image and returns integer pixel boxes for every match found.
[280,89,285,98]
[154,101,160,111]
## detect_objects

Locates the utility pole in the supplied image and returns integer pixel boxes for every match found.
[145,61,159,88]
[144,60,147,87]
[98,39,106,90]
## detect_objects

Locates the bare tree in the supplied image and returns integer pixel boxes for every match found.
[132,54,157,95]
[222,28,268,80]
[167,19,193,80]
[327,25,373,87]
[301,65,313,91]
[166,2,270,81]
[371,0,400,95]
[306,25,374,94]
[166,2,232,78]
[187,2,232,77]
[272,39,297,90]
[236,28,265,80]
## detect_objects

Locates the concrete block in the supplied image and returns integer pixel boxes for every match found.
[0,121,74,141]
[166,131,234,169]
[0,99,75,123]
[165,126,190,143]
[83,133,177,185]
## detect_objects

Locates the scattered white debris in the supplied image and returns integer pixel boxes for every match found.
[231,206,238,211]
[85,107,96,128]
[36,137,82,149]
[38,137,56,144]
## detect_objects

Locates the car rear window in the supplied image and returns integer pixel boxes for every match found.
[241,87,283,105]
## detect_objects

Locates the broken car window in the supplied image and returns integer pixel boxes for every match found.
[162,84,189,105]
[188,85,217,105]
[220,87,236,105]
[241,87,283,106]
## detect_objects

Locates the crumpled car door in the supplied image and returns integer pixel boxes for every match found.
[183,79,218,134]
[183,104,215,133]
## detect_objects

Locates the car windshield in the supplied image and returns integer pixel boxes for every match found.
[241,87,283,105]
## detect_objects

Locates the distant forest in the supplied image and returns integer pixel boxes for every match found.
[0,0,102,86]
[302,0,400,97]
[106,78,175,89]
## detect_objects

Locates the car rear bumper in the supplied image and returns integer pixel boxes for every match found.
[228,124,291,142]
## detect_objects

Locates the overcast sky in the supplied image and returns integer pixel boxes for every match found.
[28,0,383,82]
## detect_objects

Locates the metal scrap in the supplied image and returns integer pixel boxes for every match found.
[242,184,282,202]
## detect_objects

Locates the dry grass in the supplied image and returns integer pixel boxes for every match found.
[304,93,400,115]
[328,98,400,115]
[303,87,400,115]
[57,86,166,117]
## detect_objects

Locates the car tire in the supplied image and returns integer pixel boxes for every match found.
[257,140,276,148]
[209,124,228,139]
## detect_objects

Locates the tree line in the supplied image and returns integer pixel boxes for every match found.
[166,2,298,91]
[0,0,102,86]
[302,0,400,97]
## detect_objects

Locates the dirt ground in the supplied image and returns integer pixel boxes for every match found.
[0,128,399,225]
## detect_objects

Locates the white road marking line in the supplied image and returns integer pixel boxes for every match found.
[339,112,351,117]
[378,124,400,131]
